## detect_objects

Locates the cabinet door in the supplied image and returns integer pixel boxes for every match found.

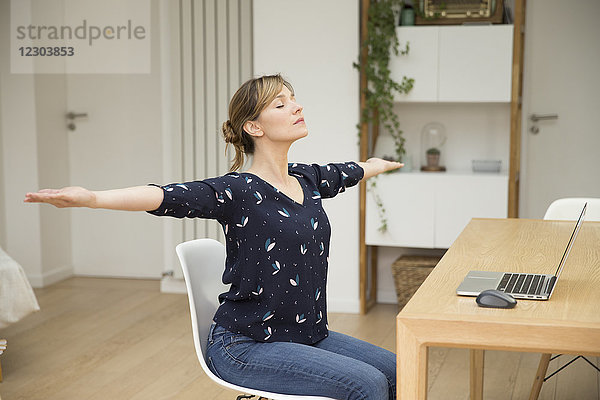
[434,174,508,248]
[391,27,438,102]
[438,25,514,102]
[365,173,435,247]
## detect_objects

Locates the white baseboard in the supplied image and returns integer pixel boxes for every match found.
[28,265,73,288]
[377,289,399,305]
[160,276,187,294]
[327,298,359,314]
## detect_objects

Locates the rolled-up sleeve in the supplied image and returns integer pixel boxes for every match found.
[310,162,364,199]
[146,177,234,220]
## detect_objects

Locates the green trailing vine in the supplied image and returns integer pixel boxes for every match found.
[355,0,415,233]
[369,177,388,233]
[353,0,414,160]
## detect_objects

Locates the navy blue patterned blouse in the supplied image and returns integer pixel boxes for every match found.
[147,162,364,344]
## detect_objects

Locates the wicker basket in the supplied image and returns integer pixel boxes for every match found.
[392,255,440,309]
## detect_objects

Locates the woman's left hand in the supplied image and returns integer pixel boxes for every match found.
[358,158,403,180]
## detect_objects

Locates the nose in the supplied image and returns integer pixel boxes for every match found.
[293,101,303,114]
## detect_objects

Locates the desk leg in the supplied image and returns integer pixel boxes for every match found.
[529,353,551,400]
[0,338,5,382]
[397,321,428,399]
[470,349,484,400]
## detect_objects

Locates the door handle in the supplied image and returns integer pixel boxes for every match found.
[66,111,88,131]
[530,113,558,122]
[529,113,558,134]
[66,112,88,120]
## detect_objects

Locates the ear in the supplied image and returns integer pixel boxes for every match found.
[243,120,263,138]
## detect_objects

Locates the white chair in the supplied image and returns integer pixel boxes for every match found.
[176,238,335,400]
[543,197,600,221]
[529,198,600,400]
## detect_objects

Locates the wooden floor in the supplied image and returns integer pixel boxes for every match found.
[0,277,598,400]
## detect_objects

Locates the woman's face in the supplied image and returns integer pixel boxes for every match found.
[253,85,307,145]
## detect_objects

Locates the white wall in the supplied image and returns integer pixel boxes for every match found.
[0,66,5,250]
[0,0,44,283]
[253,0,361,313]
[0,0,72,287]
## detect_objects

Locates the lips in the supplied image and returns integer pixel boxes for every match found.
[294,117,305,125]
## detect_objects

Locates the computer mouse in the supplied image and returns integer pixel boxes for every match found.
[476,289,517,309]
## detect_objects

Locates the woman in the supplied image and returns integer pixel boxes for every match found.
[25,74,402,399]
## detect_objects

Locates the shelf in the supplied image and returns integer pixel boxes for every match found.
[392,170,509,177]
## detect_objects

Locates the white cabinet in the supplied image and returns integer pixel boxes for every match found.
[438,25,514,101]
[391,25,514,102]
[366,172,508,248]
[366,173,436,248]
[389,27,439,102]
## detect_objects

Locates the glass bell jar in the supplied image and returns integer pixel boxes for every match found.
[420,122,447,172]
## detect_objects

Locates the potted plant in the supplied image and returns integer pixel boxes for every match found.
[420,122,447,172]
[426,147,441,168]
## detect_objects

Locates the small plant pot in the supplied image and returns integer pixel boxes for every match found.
[426,153,440,167]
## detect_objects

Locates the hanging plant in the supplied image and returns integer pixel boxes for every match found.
[354,0,414,160]
[355,0,414,233]
[368,177,388,233]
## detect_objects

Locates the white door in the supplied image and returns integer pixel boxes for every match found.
[67,78,164,278]
[66,1,164,278]
[520,0,600,218]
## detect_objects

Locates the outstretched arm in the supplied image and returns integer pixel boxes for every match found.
[24,185,164,212]
[358,158,403,180]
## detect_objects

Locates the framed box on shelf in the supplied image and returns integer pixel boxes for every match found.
[415,0,504,25]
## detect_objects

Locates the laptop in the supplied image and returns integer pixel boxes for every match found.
[456,202,587,300]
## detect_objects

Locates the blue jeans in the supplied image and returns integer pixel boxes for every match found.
[206,323,396,400]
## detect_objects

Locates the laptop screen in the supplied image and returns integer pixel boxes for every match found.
[554,202,587,279]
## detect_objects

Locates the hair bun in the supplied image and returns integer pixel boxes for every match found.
[222,120,237,144]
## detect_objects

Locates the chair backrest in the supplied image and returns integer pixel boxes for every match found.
[176,238,227,374]
[543,198,600,221]
[176,239,336,400]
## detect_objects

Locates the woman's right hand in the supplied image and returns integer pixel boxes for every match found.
[24,186,96,208]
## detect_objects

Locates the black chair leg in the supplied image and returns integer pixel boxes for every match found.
[581,356,600,373]
[544,355,600,382]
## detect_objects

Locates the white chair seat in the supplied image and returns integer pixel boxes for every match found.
[176,238,335,400]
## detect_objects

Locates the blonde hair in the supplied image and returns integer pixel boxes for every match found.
[222,74,294,171]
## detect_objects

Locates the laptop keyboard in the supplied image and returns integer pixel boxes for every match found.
[497,273,546,295]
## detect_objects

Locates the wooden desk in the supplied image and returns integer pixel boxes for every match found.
[396,218,600,399]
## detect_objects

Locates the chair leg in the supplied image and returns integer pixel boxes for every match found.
[581,356,600,373]
[529,353,552,400]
